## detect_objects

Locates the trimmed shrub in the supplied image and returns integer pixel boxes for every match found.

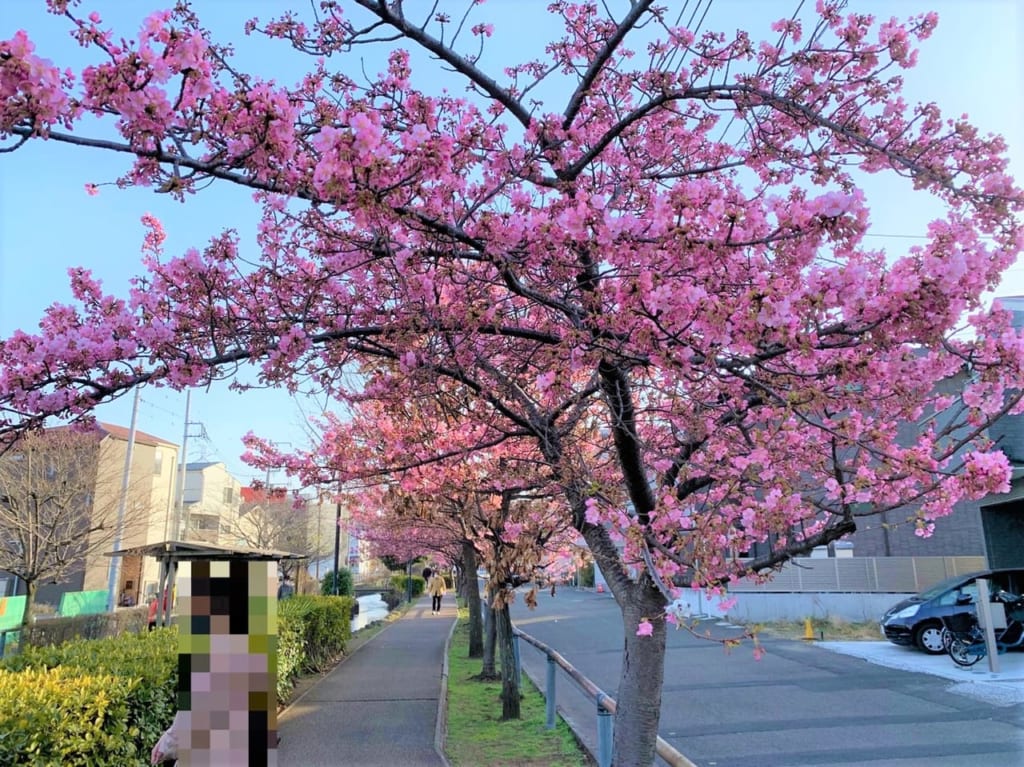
[278,595,354,674]
[390,574,426,598]
[0,666,138,765]
[276,610,307,703]
[320,567,354,596]
[0,627,177,765]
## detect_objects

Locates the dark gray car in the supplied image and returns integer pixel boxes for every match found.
[881,568,1024,653]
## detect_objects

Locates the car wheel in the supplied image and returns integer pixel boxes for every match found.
[914,622,947,654]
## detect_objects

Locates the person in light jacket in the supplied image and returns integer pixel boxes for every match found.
[427,572,446,614]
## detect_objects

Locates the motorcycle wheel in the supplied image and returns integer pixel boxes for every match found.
[948,638,984,667]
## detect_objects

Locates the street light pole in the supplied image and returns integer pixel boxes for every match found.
[333,479,341,596]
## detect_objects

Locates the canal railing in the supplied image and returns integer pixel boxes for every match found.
[512,627,698,767]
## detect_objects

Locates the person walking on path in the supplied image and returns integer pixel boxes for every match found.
[427,572,446,614]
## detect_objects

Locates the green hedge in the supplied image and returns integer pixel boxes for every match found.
[390,574,426,598]
[320,567,354,596]
[277,609,307,703]
[0,596,358,758]
[0,667,139,765]
[0,627,177,765]
[277,595,355,702]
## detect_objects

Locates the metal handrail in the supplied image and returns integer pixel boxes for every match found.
[513,627,698,767]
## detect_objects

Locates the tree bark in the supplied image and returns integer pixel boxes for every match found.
[461,540,484,658]
[613,585,668,767]
[478,598,499,680]
[579,524,668,766]
[20,578,36,629]
[494,600,521,720]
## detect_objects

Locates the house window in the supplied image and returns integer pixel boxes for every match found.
[223,487,234,504]
[153,448,163,475]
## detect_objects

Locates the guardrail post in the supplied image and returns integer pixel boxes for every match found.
[596,692,613,767]
[545,655,557,730]
[512,633,522,689]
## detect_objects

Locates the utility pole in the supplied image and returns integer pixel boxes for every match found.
[333,478,342,596]
[106,387,140,613]
[169,390,191,541]
[315,491,324,582]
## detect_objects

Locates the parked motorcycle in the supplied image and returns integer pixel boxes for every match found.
[942,590,1024,667]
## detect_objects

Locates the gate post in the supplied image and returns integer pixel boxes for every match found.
[545,655,557,729]
[596,692,613,767]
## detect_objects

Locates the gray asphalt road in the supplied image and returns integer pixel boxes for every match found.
[510,588,1024,767]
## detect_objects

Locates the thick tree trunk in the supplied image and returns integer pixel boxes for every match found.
[478,598,499,679]
[613,587,668,766]
[461,540,483,658]
[579,524,668,767]
[20,578,36,629]
[494,601,521,720]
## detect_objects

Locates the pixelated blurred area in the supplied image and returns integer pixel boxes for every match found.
[177,559,278,766]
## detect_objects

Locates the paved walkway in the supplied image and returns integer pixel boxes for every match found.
[278,596,454,767]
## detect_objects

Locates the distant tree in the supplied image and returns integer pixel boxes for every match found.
[320,567,353,597]
[378,555,407,573]
[0,428,146,626]
[220,486,326,584]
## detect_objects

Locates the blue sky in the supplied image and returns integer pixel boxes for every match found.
[1,1,1021,484]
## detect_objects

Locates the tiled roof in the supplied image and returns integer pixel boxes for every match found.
[96,422,177,448]
[47,421,177,448]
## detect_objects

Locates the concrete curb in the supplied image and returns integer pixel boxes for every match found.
[434,617,458,767]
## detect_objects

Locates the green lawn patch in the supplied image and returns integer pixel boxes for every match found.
[445,612,592,767]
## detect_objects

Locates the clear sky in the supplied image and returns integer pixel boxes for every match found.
[1,1,1022,485]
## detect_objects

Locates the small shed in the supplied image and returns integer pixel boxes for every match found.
[107,540,306,627]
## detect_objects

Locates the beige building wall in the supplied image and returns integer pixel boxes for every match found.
[183,462,244,546]
[80,426,178,602]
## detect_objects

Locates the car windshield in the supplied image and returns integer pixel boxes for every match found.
[917,574,977,600]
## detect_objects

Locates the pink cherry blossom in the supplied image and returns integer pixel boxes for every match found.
[1,5,1022,765]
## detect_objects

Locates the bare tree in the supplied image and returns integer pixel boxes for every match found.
[219,486,323,585]
[0,429,146,626]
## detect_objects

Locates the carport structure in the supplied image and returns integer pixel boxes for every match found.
[106,540,305,627]
[982,467,1024,569]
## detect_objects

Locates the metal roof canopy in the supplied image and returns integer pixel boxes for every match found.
[106,539,306,562]
[105,540,306,627]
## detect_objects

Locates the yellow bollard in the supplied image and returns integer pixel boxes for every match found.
[803,618,815,640]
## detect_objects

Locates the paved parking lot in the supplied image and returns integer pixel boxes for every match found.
[821,640,1024,706]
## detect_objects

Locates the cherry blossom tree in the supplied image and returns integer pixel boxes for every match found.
[253,396,582,719]
[2,2,1023,762]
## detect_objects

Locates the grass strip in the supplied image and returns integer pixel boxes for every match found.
[750,617,882,641]
[444,610,592,767]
